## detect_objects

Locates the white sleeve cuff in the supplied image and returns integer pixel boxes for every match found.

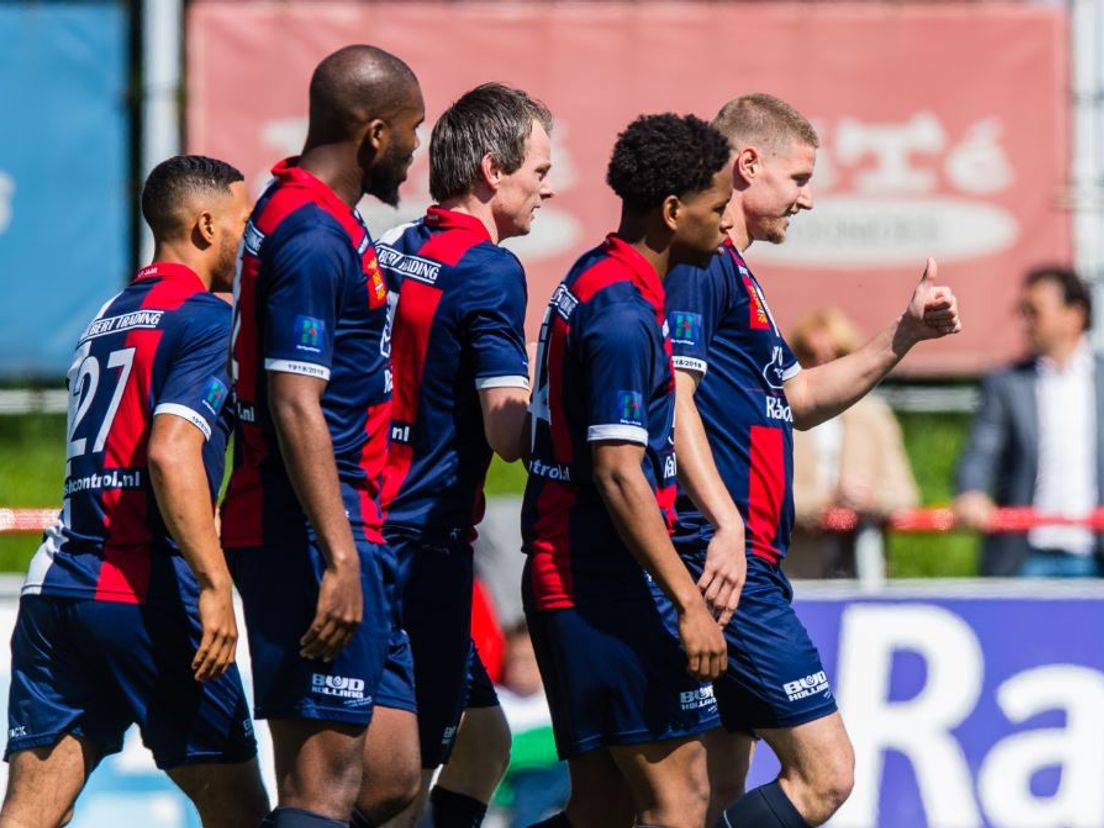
[672,356,708,375]
[264,358,331,381]
[475,375,530,390]
[153,403,212,441]
[587,424,648,445]
[782,363,802,381]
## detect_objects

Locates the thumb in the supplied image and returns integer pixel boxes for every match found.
[919,256,937,284]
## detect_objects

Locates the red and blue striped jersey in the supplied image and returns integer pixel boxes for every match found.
[376,207,529,536]
[24,262,233,607]
[664,240,801,563]
[222,159,391,548]
[522,235,677,610]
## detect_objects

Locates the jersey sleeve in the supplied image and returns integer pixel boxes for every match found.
[262,220,349,381]
[581,301,657,445]
[664,261,727,376]
[779,335,801,382]
[153,300,232,442]
[463,252,530,391]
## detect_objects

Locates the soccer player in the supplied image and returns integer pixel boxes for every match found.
[522,114,733,828]
[663,94,961,828]
[373,82,553,828]
[220,46,424,828]
[1,155,267,828]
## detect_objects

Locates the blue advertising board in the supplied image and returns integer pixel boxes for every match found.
[0,2,131,377]
[0,578,1099,826]
[748,581,1104,827]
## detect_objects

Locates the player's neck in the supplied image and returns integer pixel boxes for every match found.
[149,243,213,290]
[727,219,752,252]
[297,144,363,208]
[438,195,500,244]
[617,214,672,280]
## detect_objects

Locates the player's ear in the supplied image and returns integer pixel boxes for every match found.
[193,210,216,249]
[735,146,759,185]
[361,118,388,158]
[661,195,681,233]
[480,152,501,192]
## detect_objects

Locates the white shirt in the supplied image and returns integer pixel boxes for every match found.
[1029,339,1097,554]
[810,416,844,493]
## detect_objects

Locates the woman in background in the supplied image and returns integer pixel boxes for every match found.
[788,308,919,578]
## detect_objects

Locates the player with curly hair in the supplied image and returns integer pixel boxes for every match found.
[521,113,733,828]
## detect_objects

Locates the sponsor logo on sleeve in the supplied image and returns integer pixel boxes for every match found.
[201,376,228,415]
[669,311,702,346]
[295,315,324,353]
[616,390,645,427]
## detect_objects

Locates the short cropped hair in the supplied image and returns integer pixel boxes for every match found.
[429,83,553,203]
[141,155,244,238]
[1025,265,1093,330]
[606,114,731,212]
[713,93,819,154]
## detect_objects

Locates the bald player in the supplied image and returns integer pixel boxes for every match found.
[221,46,424,828]
[2,155,267,828]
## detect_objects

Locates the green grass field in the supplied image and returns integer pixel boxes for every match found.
[0,409,980,576]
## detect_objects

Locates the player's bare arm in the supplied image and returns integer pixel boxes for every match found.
[147,413,237,683]
[268,370,362,661]
[673,369,746,625]
[591,440,726,681]
[785,257,961,430]
[478,386,529,463]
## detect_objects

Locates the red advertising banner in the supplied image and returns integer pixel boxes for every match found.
[188,1,1069,375]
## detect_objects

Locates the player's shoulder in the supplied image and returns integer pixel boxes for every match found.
[262,197,355,254]
[456,240,525,284]
[168,292,232,341]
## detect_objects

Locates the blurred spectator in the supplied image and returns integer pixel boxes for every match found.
[787,308,919,577]
[492,622,569,827]
[955,266,1104,577]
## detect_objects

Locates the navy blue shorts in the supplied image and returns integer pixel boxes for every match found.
[227,538,413,726]
[390,531,474,768]
[679,549,837,733]
[464,640,500,709]
[6,595,256,770]
[523,559,720,759]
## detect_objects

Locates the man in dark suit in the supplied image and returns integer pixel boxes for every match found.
[955,266,1104,577]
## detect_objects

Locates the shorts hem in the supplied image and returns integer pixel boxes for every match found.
[4,730,122,763]
[153,744,259,771]
[373,694,418,714]
[560,716,721,759]
[728,699,839,735]
[254,704,374,727]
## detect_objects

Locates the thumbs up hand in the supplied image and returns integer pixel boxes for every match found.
[902,257,962,343]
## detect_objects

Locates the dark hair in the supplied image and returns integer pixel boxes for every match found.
[606,114,731,211]
[1025,265,1093,330]
[140,155,243,238]
[429,83,553,203]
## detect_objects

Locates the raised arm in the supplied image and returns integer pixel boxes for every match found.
[785,258,961,430]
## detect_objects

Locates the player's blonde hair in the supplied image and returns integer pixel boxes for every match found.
[790,307,862,365]
[712,93,819,155]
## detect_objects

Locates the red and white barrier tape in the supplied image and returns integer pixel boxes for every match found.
[4,505,1104,536]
